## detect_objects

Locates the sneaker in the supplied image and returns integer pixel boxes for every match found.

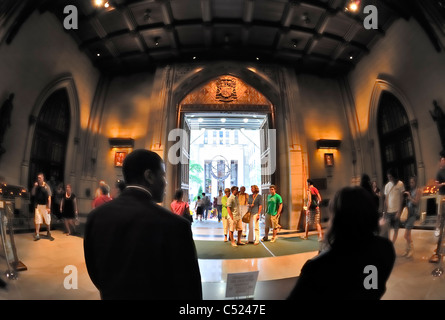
[270,237,276,243]
[34,234,40,241]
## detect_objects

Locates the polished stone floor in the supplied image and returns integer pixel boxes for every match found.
[0,219,444,300]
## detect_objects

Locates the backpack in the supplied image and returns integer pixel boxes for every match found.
[309,188,319,209]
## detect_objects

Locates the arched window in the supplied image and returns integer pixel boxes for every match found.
[28,88,70,189]
[377,91,416,185]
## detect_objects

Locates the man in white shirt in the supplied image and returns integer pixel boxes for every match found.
[382,168,405,243]
[227,186,244,247]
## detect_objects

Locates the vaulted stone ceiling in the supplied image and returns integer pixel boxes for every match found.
[7,0,427,76]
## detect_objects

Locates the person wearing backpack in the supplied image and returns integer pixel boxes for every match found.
[31,173,54,241]
[302,179,323,241]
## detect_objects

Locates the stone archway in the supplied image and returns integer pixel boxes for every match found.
[368,78,425,186]
[20,74,80,190]
[162,62,302,229]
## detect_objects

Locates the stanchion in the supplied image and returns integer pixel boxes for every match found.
[432,199,445,277]
[0,200,26,281]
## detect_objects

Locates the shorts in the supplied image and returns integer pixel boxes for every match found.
[265,214,279,229]
[385,212,399,230]
[228,216,243,232]
[404,214,417,230]
[306,207,320,225]
[35,204,51,225]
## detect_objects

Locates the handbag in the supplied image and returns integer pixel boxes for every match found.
[242,211,251,223]
[242,193,258,223]
[399,206,409,223]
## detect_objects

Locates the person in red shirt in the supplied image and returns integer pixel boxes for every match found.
[92,185,112,208]
[170,189,192,223]
[303,179,323,241]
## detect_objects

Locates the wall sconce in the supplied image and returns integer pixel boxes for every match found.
[316,139,341,149]
[109,138,134,167]
[108,138,134,148]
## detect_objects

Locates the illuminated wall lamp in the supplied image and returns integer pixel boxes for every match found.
[108,138,135,149]
[316,139,341,149]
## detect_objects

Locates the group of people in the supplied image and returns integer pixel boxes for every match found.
[224,184,281,247]
[31,173,79,240]
[59,148,445,300]
[357,150,445,261]
[360,170,421,258]
[83,149,398,300]
[30,175,121,241]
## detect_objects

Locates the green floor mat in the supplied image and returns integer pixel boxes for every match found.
[195,235,321,259]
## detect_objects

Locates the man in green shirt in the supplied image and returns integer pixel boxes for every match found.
[263,185,282,243]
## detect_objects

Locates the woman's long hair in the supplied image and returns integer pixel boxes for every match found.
[324,186,379,250]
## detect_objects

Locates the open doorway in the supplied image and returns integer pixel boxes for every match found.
[180,112,273,220]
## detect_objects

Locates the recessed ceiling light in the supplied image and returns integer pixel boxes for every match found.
[96,53,101,57]
[220,118,226,123]
[243,118,249,123]
[94,0,104,7]
[346,0,361,12]
[104,2,109,8]
[256,57,259,61]
[193,56,197,60]
[198,118,203,123]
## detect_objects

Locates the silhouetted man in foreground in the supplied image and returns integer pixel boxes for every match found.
[84,149,202,300]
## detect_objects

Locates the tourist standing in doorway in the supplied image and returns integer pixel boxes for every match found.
[402,176,421,258]
[303,179,323,241]
[221,188,230,242]
[202,193,210,220]
[60,184,78,236]
[263,185,282,243]
[31,173,54,241]
[195,196,203,221]
[227,186,244,247]
[248,185,262,245]
[382,168,405,243]
[238,186,249,237]
[216,190,223,222]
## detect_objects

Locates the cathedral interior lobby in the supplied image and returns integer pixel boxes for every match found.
[1,0,445,302]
